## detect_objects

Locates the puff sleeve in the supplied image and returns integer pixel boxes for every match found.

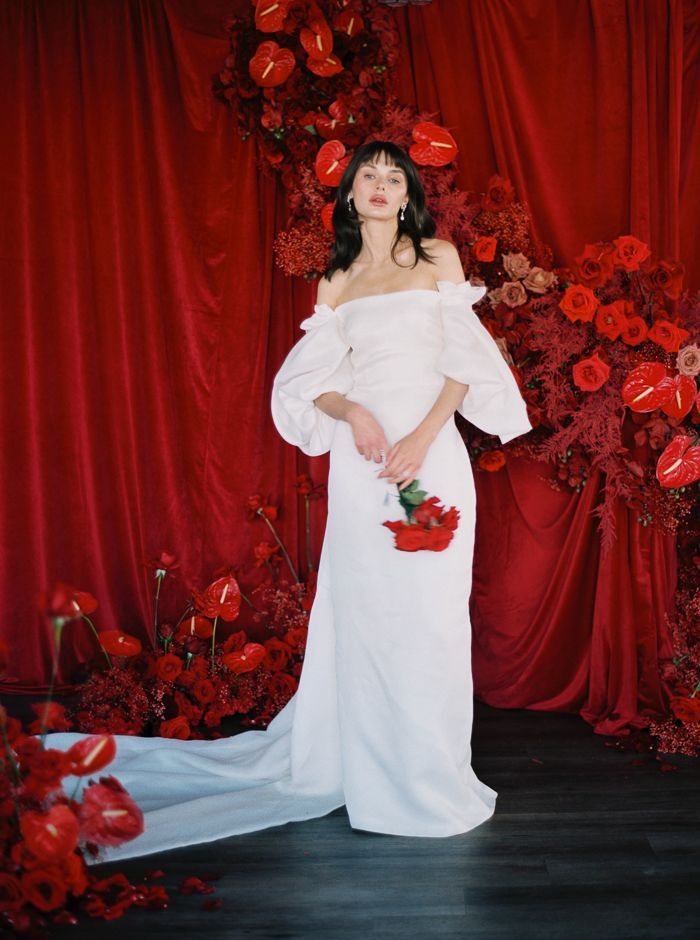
[435,280,532,445]
[270,304,354,456]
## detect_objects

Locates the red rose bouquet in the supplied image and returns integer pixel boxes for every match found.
[382,480,460,552]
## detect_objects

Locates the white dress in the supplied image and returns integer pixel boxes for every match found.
[44,281,531,864]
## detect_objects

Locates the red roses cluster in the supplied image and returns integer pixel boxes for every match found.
[382,482,460,552]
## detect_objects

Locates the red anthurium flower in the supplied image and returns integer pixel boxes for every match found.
[254,0,290,33]
[306,52,343,78]
[621,362,675,412]
[572,353,610,392]
[175,615,213,641]
[660,374,698,420]
[78,777,144,847]
[333,9,364,37]
[300,16,333,59]
[20,805,80,862]
[222,642,267,674]
[655,434,700,488]
[98,630,142,657]
[249,41,295,88]
[315,139,350,186]
[38,582,98,621]
[409,122,458,167]
[315,100,349,139]
[321,202,335,232]
[67,734,116,776]
[192,575,241,622]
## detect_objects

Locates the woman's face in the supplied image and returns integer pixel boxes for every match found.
[350,157,408,221]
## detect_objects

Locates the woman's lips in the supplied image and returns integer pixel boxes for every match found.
[370,198,387,205]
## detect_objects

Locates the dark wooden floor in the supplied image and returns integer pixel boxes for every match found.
[5,696,700,939]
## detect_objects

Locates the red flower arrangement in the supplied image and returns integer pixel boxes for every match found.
[382,480,460,552]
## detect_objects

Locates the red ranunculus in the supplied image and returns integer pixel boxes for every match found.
[20,805,80,862]
[558,284,600,323]
[572,353,610,392]
[78,778,144,846]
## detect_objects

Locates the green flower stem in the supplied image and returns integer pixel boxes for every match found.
[258,511,299,583]
[153,573,164,650]
[81,614,112,669]
[690,679,700,699]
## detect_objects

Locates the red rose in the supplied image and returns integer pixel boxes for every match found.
[572,353,610,392]
[648,319,691,353]
[477,450,506,472]
[595,300,630,340]
[612,235,651,271]
[263,638,293,673]
[559,284,600,323]
[424,526,454,551]
[573,243,615,288]
[473,236,497,262]
[670,695,700,722]
[441,507,460,530]
[155,653,183,682]
[394,525,429,552]
[192,679,216,705]
[647,260,685,299]
[412,496,443,525]
[160,715,192,739]
[482,175,515,212]
[0,872,23,912]
[620,315,648,346]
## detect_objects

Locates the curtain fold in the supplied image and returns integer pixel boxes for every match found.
[0,0,694,736]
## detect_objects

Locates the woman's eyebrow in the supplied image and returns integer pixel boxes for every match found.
[360,163,406,175]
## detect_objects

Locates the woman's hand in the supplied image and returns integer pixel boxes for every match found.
[347,403,391,463]
[378,428,434,491]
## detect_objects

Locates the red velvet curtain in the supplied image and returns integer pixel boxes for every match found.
[1,1,696,737]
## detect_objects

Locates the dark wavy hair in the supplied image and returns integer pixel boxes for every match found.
[322,140,437,281]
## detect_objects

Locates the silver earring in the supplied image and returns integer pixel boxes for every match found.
[347,194,354,214]
[400,203,406,221]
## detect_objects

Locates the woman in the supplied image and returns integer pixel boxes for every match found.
[44,141,530,864]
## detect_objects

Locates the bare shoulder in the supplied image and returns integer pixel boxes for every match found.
[316,269,348,308]
[422,238,465,283]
